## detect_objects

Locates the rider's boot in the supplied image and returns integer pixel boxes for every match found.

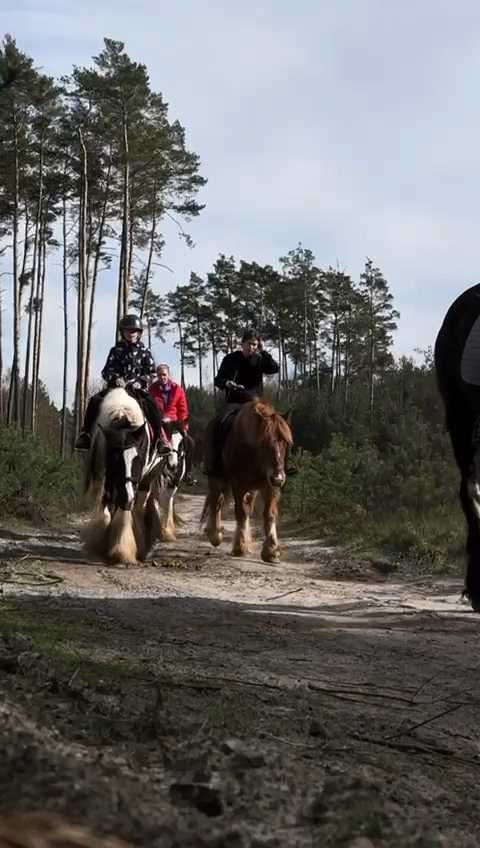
[74,431,91,451]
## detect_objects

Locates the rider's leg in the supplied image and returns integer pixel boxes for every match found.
[140,393,164,449]
[75,391,106,451]
[183,432,196,484]
[203,417,223,477]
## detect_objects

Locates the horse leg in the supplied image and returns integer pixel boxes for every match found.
[204,479,224,547]
[232,489,254,556]
[260,485,280,563]
[461,473,480,610]
[108,508,138,565]
[158,484,177,542]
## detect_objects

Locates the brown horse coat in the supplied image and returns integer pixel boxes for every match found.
[202,400,293,562]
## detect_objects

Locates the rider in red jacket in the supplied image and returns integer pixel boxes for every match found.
[149,364,195,484]
[149,364,189,422]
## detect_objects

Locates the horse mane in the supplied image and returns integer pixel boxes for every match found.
[97,387,145,432]
[249,400,293,445]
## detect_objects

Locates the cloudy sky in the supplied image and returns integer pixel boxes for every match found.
[3,0,480,402]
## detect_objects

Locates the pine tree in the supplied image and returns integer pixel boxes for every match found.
[357,258,399,416]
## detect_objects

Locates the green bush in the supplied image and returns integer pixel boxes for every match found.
[0,426,82,522]
[283,432,464,568]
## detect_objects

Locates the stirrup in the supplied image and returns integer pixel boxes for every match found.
[75,432,91,451]
[157,441,172,455]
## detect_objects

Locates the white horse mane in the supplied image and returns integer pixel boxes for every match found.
[96,387,145,431]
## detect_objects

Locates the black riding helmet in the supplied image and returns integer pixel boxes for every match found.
[119,314,143,336]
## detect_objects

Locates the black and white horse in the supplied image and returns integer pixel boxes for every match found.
[82,387,183,564]
[144,419,188,544]
[435,283,480,610]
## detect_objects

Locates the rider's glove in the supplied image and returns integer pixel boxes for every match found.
[225,380,237,390]
[162,416,171,423]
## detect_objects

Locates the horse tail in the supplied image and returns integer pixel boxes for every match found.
[199,483,230,527]
[200,496,209,526]
[83,431,105,504]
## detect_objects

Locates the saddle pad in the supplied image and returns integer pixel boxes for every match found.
[461,315,480,385]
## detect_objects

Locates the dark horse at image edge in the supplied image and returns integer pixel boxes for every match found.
[435,282,480,610]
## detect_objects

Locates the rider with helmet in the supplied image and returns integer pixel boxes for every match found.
[203,328,280,477]
[75,314,162,451]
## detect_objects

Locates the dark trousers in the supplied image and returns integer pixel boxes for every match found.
[203,404,240,476]
[183,431,195,474]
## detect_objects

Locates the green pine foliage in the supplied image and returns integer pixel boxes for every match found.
[0,425,81,521]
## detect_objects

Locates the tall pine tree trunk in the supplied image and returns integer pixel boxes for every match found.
[22,143,43,431]
[117,107,131,324]
[211,328,217,394]
[61,188,69,457]
[31,212,48,433]
[8,108,20,427]
[0,286,3,420]
[197,312,203,390]
[140,184,157,319]
[177,321,185,388]
[18,202,31,314]
[330,317,337,394]
[73,127,89,440]
[84,153,112,403]
[368,287,375,419]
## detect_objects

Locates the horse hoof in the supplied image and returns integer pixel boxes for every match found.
[261,548,280,564]
[209,532,223,547]
[161,529,176,542]
[231,545,247,557]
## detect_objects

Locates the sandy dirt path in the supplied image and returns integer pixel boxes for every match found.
[1,495,478,847]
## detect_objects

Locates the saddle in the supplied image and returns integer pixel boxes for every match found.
[218,404,242,441]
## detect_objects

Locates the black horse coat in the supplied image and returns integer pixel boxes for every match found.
[435,282,480,608]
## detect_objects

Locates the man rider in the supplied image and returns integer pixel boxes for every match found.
[203,328,280,477]
[75,314,162,452]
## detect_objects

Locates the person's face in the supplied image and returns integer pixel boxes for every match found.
[241,338,259,357]
[123,329,141,344]
[157,367,170,384]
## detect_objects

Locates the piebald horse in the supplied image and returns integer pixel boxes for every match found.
[201,400,293,562]
[81,387,178,563]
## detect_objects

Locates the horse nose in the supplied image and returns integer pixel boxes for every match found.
[271,472,286,487]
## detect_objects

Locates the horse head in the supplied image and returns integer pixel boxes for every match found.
[95,388,151,512]
[250,401,293,488]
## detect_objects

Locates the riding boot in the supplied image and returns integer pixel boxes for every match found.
[74,391,105,451]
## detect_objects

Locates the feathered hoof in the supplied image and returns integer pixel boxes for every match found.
[160,527,176,542]
[261,545,280,564]
[208,530,223,547]
[107,552,137,567]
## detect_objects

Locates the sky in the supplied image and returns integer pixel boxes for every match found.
[3,0,480,403]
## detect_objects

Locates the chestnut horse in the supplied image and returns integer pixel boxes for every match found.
[201,400,293,562]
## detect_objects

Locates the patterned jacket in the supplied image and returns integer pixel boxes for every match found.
[101,340,156,384]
